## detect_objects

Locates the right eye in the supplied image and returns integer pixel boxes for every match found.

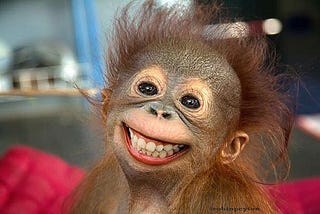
[180,94,200,109]
[138,82,158,96]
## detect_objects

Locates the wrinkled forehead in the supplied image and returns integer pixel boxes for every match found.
[139,40,241,97]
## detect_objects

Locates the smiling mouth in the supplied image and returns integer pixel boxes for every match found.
[123,123,189,165]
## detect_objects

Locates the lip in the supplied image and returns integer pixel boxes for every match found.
[122,123,189,165]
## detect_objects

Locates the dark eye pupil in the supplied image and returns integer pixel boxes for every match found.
[180,95,200,109]
[138,82,158,96]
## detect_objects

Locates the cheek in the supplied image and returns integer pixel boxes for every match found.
[186,100,228,131]
[109,120,133,167]
[196,134,222,151]
[191,123,229,160]
[207,107,232,135]
[112,125,127,158]
[105,109,124,146]
[193,116,229,144]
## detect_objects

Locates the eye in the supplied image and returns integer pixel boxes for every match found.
[180,95,200,109]
[138,82,158,96]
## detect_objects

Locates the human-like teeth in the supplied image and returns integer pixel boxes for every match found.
[128,127,186,159]
[152,151,159,157]
[146,142,156,152]
[133,135,138,142]
[129,128,134,137]
[159,150,167,158]
[164,144,173,152]
[156,145,164,152]
[132,141,137,149]
[173,145,179,152]
[137,138,146,149]
[132,135,138,149]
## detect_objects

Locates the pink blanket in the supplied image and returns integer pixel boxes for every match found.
[0,146,319,213]
[0,146,83,214]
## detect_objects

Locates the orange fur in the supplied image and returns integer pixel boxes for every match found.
[67,1,294,213]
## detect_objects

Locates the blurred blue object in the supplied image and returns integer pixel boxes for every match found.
[71,0,104,88]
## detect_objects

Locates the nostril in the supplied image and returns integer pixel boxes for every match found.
[149,107,158,116]
[162,112,171,119]
[147,103,174,119]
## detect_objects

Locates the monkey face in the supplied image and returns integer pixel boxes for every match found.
[106,41,244,178]
[108,66,195,173]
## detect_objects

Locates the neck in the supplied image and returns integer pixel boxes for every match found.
[124,166,183,214]
[128,183,168,214]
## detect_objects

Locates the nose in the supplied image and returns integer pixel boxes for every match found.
[146,102,175,119]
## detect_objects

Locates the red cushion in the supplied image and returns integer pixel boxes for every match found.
[0,146,84,214]
[270,177,320,214]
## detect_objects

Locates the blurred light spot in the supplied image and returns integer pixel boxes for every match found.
[61,56,78,82]
[61,63,78,81]
[263,18,282,35]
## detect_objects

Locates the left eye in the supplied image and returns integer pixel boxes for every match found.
[138,82,158,96]
[180,95,200,109]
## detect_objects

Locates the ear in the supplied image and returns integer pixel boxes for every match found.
[221,131,249,164]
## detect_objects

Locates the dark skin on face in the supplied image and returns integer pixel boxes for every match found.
[105,41,249,213]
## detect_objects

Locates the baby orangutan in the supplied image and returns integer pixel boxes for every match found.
[69,1,293,213]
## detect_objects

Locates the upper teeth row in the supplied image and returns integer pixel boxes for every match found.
[129,128,184,158]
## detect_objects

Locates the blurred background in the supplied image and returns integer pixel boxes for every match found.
[0,0,319,179]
